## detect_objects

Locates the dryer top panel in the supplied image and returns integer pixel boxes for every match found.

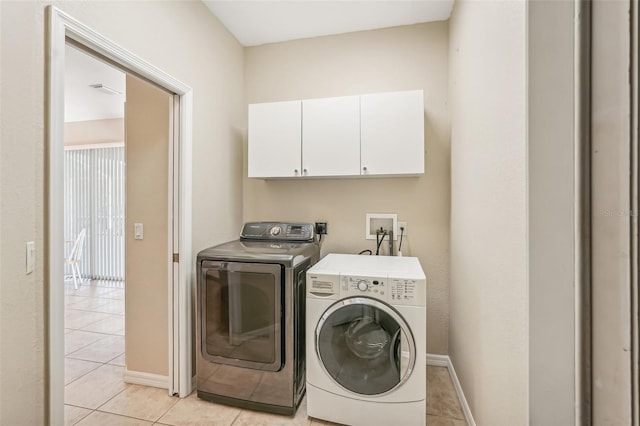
[197,239,319,267]
[240,222,315,242]
[308,253,425,280]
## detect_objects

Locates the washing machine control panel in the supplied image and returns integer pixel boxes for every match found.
[341,275,388,300]
[389,278,421,304]
[338,274,423,305]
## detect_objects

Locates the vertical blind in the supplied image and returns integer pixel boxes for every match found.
[64,146,125,281]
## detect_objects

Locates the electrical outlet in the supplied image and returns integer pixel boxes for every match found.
[398,221,408,236]
[315,221,328,235]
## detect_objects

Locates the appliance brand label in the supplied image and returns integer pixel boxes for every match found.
[310,279,334,294]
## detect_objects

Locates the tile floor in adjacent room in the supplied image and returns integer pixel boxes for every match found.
[64,280,468,426]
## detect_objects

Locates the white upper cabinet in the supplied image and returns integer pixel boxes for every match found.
[247,90,424,179]
[361,90,424,176]
[302,95,360,177]
[248,100,301,178]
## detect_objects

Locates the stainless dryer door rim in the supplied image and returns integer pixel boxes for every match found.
[200,260,283,372]
[315,296,417,397]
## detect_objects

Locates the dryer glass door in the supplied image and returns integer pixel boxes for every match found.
[316,297,416,395]
[200,261,283,372]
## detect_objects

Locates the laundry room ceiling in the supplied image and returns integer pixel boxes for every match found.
[202,0,455,46]
[65,45,126,123]
[64,1,455,122]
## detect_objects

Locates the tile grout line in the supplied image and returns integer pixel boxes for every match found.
[94,407,163,424]
[93,385,181,424]
[65,359,125,413]
[66,367,127,423]
[92,376,130,414]
[65,352,125,366]
[66,328,124,337]
[64,333,111,356]
[63,360,102,387]
[65,338,125,364]
[65,315,114,332]
[229,407,244,426]
[67,306,124,315]
[151,392,182,425]
[66,405,92,426]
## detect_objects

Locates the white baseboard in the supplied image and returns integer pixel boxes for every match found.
[426,353,449,367]
[124,369,169,390]
[426,353,476,426]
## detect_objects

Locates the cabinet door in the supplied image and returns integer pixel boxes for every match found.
[248,101,301,178]
[302,95,360,177]
[361,90,424,175]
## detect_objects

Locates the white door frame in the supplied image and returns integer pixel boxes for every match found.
[47,6,193,425]
[590,1,634,424]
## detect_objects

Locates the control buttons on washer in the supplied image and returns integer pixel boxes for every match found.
[342,276,387,296]
[270,226,282,236]
[390,279,418,302]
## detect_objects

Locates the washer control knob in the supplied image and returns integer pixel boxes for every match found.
[357,280,368,292]
[270,226,282,236]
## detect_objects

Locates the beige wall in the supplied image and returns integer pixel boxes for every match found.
[243,22,451,355]
[64,118,124,146]
[0,2,47,424]
[0,1,244,423]
[448,1,528,425]
[54,1,246,255]
[124,74,171,376]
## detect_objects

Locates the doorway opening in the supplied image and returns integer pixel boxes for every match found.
[62,44,128,418]
[48,7,193,425]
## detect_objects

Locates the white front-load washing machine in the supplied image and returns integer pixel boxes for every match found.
[306,254,426,426]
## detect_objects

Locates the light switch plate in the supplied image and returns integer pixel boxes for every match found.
[134,223,144,240]
[26,241,35,274]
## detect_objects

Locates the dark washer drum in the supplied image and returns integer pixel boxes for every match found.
[316,297,416,396]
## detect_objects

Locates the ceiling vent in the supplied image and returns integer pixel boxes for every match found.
[89,84,123,95]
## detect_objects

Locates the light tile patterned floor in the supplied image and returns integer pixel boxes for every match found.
[64,280,468,425]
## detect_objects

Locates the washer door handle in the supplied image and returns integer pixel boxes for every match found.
[395,328,412,380]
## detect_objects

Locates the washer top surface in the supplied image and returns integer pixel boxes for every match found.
[308,253,425,279]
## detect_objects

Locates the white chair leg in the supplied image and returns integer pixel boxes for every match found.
[72,263,79,290]
[75,263,83,285]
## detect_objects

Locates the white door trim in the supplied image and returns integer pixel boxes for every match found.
[47,6,193,425]
[590,1,633,423]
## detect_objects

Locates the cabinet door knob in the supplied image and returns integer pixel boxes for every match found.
[294,169,299,175]
[362,166,368,172]
[303,168,308,174]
